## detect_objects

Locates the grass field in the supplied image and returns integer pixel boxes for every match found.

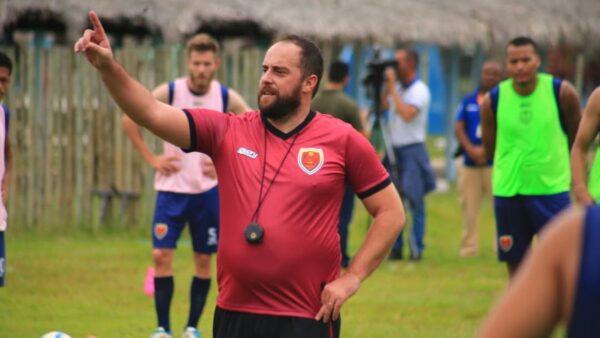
[1,186,511,338]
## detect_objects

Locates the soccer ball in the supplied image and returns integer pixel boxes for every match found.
[41,332,72,338]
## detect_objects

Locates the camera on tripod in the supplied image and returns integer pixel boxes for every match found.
[362,50,397,98]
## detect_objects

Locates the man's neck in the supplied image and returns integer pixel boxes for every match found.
[512,75,538,96]
[267,103,312,134]
[325,82,345,91]
[400,72,417,87]
[186,78,209,95]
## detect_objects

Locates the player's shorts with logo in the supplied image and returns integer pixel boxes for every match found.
[494,192,570,263]
[152,187,219,253]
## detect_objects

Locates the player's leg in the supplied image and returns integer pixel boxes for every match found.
[459,167,485,256]
[152,192,186,337]
[409,196,426,260]
[494,196,534,278]
[482,167,496,252]
[184,186,219,336]
[338,184,355,268]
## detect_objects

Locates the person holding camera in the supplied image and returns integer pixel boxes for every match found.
[382,48,436,261]
[75,11,405,338]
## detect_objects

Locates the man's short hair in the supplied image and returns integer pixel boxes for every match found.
[328,61,349,83]
[186,33,220,56]
[506,36,539,55]
[0,52,12,74]
[279,35,323,97]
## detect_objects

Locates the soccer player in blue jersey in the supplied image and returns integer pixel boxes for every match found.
[0,51,13,288]
[477,204,600,338]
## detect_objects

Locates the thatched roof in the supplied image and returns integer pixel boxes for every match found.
[1,0,599,49]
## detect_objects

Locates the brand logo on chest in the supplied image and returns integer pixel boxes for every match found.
[297,148,324,175]
[237,147,258,159]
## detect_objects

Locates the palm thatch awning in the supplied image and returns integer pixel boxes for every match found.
[1,0,599,49]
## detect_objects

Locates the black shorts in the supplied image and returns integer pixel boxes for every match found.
[214,306,341,338]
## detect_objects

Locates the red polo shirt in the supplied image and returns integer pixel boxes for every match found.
[184,109,390,318]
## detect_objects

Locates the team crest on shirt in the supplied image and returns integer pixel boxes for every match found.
[519,102,532,124]
[154,223,169,240]
[297,148,324,175]
[499,235,513,252]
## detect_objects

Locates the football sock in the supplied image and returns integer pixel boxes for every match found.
[186,276,211,328]
[154,276,174,332]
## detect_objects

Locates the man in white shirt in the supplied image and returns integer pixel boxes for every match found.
[383,48,436,261]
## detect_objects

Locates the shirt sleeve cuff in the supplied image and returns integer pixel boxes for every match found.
[180,109,197,153]
[357,177,392,199]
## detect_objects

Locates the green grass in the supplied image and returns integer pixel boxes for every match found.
[0,186,510,338]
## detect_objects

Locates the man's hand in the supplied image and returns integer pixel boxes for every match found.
[315,272,361,323]
[468,146,487,166]
[202,158,217,180]
[151,155,181,176]
[385,68,397,92]
[573,184,595,206]
[74,11,113,70]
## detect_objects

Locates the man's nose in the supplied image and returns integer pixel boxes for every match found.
[261,73,273,85]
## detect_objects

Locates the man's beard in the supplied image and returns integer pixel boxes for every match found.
[258,84,302,120]
[189,74,212,94]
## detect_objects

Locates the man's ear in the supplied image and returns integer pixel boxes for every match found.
[304,74,318,95]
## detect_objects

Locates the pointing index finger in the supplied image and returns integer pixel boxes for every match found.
[88,11,107,38]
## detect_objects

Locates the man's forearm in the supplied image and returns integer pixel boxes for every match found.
[348,208,403,282]
[390,89,417,122]
[571,146,589,191]
[99,59,161,128]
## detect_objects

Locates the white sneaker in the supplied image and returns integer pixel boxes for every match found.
[150,327,173,338]
[181,327,201,338]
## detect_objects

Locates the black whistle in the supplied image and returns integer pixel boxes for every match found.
[245,222,264,244]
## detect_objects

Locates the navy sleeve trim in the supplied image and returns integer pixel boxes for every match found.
[220,84,229,112]
[181,109,197,153]
[553,77,567,134]
[489,86,499,116]
[357,177,392,199]
[168,80,175,105]
[2,104,9,133]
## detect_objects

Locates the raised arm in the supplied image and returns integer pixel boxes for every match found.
[480,93,496,162]
[316,183,404,323]
[559,81,582,149]
[74,11,190,149]
[571,87,600,205]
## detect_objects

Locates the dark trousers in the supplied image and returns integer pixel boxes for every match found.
[338,184,355,268]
